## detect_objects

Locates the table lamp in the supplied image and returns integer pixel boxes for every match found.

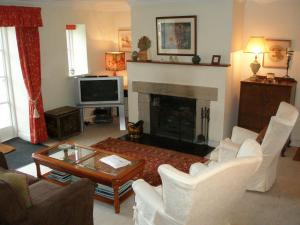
[244,36,268,78]
[105,52,126,76]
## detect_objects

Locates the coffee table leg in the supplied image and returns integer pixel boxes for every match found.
[113,185,120,214]
[35,162,42,178]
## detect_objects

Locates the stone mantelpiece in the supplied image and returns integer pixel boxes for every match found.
[132,81,218,101]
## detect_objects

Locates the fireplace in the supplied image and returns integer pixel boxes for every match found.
[150,94,196,142]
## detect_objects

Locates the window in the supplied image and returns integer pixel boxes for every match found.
[66,24,88,76]
[0,28,17,140]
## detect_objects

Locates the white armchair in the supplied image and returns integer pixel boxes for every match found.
[132,139,262,225]
[208,101,299,192]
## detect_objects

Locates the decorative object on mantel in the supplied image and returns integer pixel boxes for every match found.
[284,48,294,78]
[105,52,126,76]
[266,72,275,82]
[192,55,201,64]
[131,51,139,61]
[156,15,197,56]
[211,55,221,65]
[138,36,151,61]
[263,39,291,69]
[127,59,231,67]
[244,36,268,79]
[118,29,132,52]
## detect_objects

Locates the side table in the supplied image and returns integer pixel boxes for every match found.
[45,106,81,140]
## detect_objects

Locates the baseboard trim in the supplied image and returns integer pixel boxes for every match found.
[18,131,30,142]
[290,139,300,147]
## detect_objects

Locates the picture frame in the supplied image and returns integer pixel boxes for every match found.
[211,55,221,65]
[156,15,197,56]
[263,39,291,68]
[118,29,132,52]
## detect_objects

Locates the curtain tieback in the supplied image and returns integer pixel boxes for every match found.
[29,92,40,119]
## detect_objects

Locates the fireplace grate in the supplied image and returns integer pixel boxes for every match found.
[150,94,196,142]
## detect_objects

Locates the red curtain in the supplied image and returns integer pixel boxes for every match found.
[0,5,47,143]
[16,27,48,144]
[0,6,42,27]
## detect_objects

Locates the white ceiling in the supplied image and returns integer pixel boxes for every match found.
[0,0,131,12]
[0,0,283,12]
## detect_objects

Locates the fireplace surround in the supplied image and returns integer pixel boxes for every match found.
[132,81,218,144]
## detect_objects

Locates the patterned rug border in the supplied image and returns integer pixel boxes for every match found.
[92,137,207,186]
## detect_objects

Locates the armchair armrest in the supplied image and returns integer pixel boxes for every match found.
[132,179,164,211]
[231,126,258,145]
[29,178,95,225]
[0,152,8,169]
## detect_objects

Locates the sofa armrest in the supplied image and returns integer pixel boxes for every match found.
[0,180,27,224]
[0,152,8,169]
[231,126,258,145]
[29,178,95,225]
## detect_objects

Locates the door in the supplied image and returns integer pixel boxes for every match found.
[0,28,17,141]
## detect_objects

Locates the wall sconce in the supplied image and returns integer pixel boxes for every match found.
[105,52,126,76]
[244,36,268,78]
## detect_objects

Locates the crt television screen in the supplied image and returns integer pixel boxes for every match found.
[80,80,119,102]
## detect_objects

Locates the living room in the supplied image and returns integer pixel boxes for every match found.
[0,0,300,225]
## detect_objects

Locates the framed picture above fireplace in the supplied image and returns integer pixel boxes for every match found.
[156,15,197,56]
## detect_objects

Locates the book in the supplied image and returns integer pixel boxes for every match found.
[100,155,131,169]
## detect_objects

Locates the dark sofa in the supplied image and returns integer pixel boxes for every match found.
[0,152,95,225]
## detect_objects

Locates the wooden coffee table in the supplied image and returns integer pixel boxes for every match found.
[32,142,145,213]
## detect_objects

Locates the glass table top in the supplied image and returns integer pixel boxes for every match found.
[45,144,96,164]
[78,152,139,176]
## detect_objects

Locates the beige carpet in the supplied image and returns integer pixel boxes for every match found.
[18,123,300,225]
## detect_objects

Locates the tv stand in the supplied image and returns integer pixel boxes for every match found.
[77,104,126,131]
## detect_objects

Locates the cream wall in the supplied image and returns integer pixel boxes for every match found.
[0,1,131,111]
[131,0,233,64]
[242,0,300,146]
[128,0,241,145]
[39,5,131,110]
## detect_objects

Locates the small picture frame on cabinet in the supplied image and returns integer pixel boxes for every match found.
[211,55,221,65]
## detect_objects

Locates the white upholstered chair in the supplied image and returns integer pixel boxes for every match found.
[132,139,262,225]
[208,101,299,192]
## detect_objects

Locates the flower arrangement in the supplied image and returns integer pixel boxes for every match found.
[138,36,151,51]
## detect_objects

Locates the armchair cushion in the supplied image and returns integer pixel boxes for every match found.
[256,126,268,144]
[189,162,209,176]
[0,169,32,208]
[231,126,258,144]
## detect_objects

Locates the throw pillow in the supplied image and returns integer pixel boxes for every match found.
[256,126,268,144]
[0,170,32,208]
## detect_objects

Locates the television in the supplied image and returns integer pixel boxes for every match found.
[75,76,124,105]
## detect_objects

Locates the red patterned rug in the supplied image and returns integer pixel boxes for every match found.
[92,138,207,186]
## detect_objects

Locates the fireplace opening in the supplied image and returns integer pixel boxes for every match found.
[150,94,196,142]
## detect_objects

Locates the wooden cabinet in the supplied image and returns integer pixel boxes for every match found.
[238,77,297,132]
[45,106,81,140]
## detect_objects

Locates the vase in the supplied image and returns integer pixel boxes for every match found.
[138,50,148,61]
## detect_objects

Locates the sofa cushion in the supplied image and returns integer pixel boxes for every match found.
[0,170,32,208]
[29,180,61,205]
[14,170,39,185]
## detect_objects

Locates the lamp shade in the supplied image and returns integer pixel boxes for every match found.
[105,52,125,75]
[244,36,268,54]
